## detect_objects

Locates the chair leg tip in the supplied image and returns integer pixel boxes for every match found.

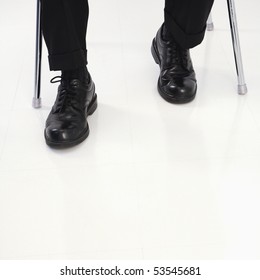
[238,84,248,95]
[32,97,42,108]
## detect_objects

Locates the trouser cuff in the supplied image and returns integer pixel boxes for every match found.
[48,49,87,71]
[164,10,206,49]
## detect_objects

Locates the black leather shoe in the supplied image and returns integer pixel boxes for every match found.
[44,73,97,148]
[151,25,197,104]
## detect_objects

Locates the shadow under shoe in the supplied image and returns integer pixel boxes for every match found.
[151,25,197,104]
[44,75,97,148]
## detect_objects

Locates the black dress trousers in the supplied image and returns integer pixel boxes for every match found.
[41,0,214,71]
[41,0,89,71]
[164,0,214,49]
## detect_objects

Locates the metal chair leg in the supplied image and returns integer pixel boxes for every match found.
[33,0,42,108]
[207,13,214,31]
[227,0,247,95]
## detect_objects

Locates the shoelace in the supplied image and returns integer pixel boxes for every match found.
[50,76,76,113]
[166,42,189,72]
[50,76,62,84]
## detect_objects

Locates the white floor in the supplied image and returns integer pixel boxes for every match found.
[0,0,260,260]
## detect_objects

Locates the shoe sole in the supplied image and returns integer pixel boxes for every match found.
[44,93,98,149]
[151,39,196,104]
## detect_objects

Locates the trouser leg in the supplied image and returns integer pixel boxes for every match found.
[41,0,89,71]
[164,0,214,49]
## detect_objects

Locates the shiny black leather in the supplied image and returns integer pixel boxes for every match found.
[151,25,197,104]
[44,75,97,148]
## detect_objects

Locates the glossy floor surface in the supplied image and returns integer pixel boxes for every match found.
[0,0,260,260]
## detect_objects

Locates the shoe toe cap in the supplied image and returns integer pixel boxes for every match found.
[45,126,72,143]
[160,77,197,103]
